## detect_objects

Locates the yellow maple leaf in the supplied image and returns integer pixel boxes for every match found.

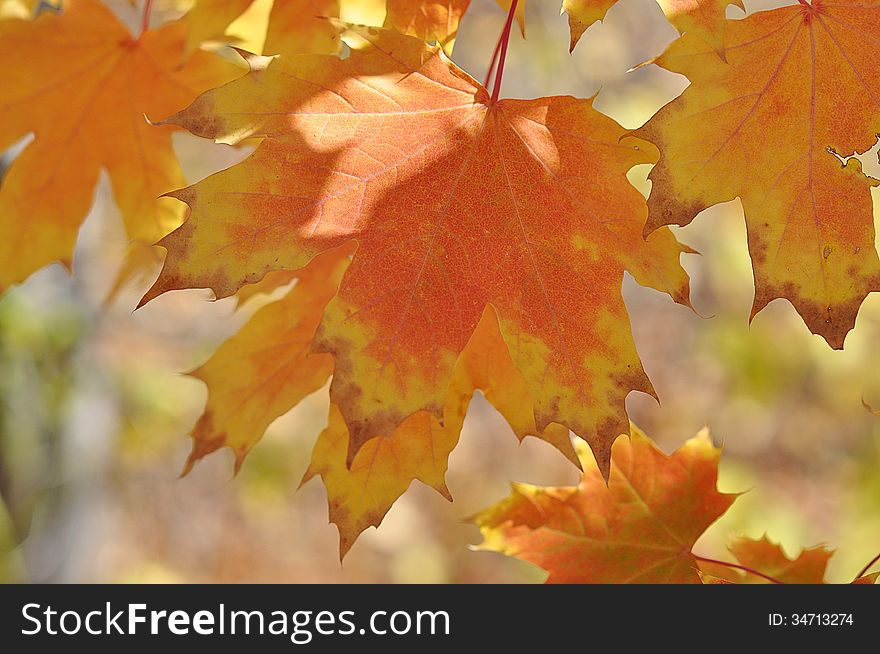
[639,0,880,348]
[0,0,242,291]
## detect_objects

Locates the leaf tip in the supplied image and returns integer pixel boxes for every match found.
[627,57,657,74]
[230,47,275,72]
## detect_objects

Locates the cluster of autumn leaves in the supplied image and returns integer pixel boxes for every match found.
[1,0,878,583]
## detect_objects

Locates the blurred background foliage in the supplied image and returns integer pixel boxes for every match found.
[1,0,878,583]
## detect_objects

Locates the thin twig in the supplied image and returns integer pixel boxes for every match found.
[483,31,504,90]
[140,0,154,36]
[693,554,786,585]
[855,551,880,580]
[490,0,519,103]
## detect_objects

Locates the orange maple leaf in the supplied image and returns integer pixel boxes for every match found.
[473,427,737,583]
[698,535,832,584]
[0,0,242,291]
[477,431,878,584]
[638,0,880,348]
[724,535,834,583]
[698,535,880,585]
[142,25,691,477]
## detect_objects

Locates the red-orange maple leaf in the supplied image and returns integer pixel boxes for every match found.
[474,427,737,583]
[141,25,691,477]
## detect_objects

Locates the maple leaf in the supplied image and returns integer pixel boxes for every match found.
[182,0,340,55]
[0,0,241,292]
[638,0,880,349]
[699,535,832,584]
[698,536,880,584]
[384,0,471,53]
[473,427,737,583]
[475,427,878,584]
[723,535,833,583]
[141,25,691,478]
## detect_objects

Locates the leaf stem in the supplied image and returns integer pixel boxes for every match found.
[140,0,154,36]
[693,554,786,585]
[855,551,880,579]
[490,0,518,103]
[483,31,504,90]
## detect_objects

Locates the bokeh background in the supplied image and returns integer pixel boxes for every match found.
[1,0,879,583]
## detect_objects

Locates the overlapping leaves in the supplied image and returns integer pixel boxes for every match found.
[3,0,878,567]
[474,428,878,584]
